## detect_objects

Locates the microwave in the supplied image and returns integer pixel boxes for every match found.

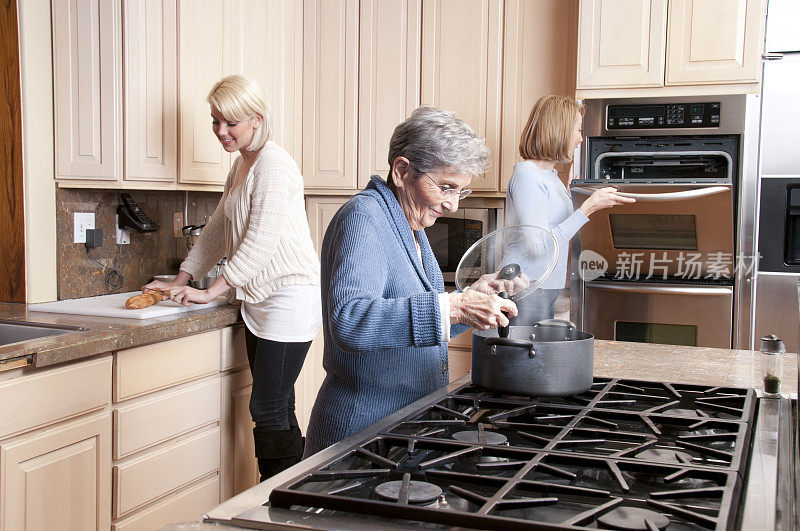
[426,208,500,284]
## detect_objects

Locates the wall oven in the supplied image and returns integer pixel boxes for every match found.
[571,95,758,349]
[426,199,503,284]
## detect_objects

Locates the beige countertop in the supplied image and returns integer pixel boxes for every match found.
[0,301,241,370]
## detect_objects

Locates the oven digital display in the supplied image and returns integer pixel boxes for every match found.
[609,214,698,250]
[606,102,720,129]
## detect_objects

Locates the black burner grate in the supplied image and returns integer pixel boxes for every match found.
[269,378,756,530]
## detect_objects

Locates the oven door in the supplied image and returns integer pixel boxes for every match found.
[572,184,734,279]
[583,280,733,348]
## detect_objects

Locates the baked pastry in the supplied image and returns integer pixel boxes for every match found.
[125,290,166,310]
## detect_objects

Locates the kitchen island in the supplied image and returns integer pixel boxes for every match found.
[205,339,796,531]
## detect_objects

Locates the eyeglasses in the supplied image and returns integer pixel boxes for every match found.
[423,173,472,200]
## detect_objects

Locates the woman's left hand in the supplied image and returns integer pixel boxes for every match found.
[469,271,531,297]
[167,285,213,306]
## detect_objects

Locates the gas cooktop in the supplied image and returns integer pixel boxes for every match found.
[206,377,786,531]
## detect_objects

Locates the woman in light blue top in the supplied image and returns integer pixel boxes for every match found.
[506,95,634,325]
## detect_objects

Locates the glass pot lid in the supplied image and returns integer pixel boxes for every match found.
[455,225,559,301]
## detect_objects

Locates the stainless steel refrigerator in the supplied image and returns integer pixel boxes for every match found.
[753,0,800,352]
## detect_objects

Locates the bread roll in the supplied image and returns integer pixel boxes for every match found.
[125,290,165,310]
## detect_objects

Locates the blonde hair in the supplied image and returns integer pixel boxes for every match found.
[207,75,272,151]
[518,95,584,162]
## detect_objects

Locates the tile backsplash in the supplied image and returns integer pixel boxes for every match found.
[56,188,222,299]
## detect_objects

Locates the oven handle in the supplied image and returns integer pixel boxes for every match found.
[570,185,730,202]
[586,282,733,296]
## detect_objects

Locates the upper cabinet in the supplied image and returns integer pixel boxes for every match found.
[666,0,765,85]
[421,0,503,192]
[577,0,667,88]
[577,0,766,91]
[52,0,121,181]
[124,0,178,183]
[176,0,233,186]
[356,0,421,189]
[301,0,359,191]
[500,0,578,190]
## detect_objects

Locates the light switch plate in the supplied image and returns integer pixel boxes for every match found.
[172,211,184,238]
[73,212,95,243]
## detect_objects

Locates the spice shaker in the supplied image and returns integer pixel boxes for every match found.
[759,334,785,396]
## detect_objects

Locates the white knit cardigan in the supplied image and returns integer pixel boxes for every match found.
[180,142,320,303]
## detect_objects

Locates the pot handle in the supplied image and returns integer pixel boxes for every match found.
[484,336,536,358]
[534,318,576,330]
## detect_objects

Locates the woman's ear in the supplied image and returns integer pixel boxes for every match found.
[252,114,263,129]
[391,157,412,189]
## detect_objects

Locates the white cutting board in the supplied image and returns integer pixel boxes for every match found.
[29,291,230,319]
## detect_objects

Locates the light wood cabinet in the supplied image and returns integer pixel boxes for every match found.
[357,0,421,189]
[52,0,121,181]
[219,369,258,500]
[302,0,360,191]
[123,0,178,182]
[666,0,766,85]
[177,0,234,186]
[421,0,503,192]
[577,0,667,89]
[577,0,766,91]
[232,0,304,166]
[500,0,578,190]
[1,412,112,531]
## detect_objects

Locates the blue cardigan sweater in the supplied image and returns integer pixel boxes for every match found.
[304,176,467,456]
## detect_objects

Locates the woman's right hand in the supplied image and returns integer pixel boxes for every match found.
[448,290,518,330]
[578,187,636,217]
[141,271,192,294]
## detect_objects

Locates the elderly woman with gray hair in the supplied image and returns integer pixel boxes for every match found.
[304,107,517,456]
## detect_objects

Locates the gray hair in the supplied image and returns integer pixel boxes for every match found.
[387,106,491,180]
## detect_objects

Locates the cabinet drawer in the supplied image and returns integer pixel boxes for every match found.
[114,426,220,518]
[449,328,474,349]
[114,330,221,401]
[0,356,111,440]
[113,379,221,459]
[220,324,248,371]
[111,475,219,531]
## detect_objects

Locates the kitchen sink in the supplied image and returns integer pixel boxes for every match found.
[0,320,85,347]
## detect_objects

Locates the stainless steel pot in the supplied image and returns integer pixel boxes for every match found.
[471,320,594,396]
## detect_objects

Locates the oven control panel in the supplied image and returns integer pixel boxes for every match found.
[606,101,721,129]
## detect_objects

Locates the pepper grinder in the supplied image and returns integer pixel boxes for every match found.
[759,334,785,396]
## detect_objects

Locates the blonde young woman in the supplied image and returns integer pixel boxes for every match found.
[505,95,635,325]
[144,75,321,480]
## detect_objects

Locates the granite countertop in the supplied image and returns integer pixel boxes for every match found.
[0,302,241,371]
[2,303,797,396]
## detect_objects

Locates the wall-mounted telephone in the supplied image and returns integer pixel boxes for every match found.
[117,193,159,233]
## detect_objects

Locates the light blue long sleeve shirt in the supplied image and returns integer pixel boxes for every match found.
[506,160,588,289]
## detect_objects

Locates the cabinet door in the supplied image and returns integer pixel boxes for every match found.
[357,0,421,189]
[421,0,503,192]
[576,0,667,88]
[177,0,234,185]
[230,0,303,166]
[666,0,766,85]
[1,413,111,531]
[500,0,578,190]
[52,0,121,181]
[302,0,359,191]
[220,370,257,501]
[123,0,178,182]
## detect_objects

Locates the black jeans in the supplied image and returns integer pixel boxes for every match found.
[243,326,311,431]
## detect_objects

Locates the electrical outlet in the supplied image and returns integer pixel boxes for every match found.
[115,214,130,244]
[73,212,95,243]
[173,211,184,238]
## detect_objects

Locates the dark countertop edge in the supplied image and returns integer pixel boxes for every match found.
[0,303,242,369]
